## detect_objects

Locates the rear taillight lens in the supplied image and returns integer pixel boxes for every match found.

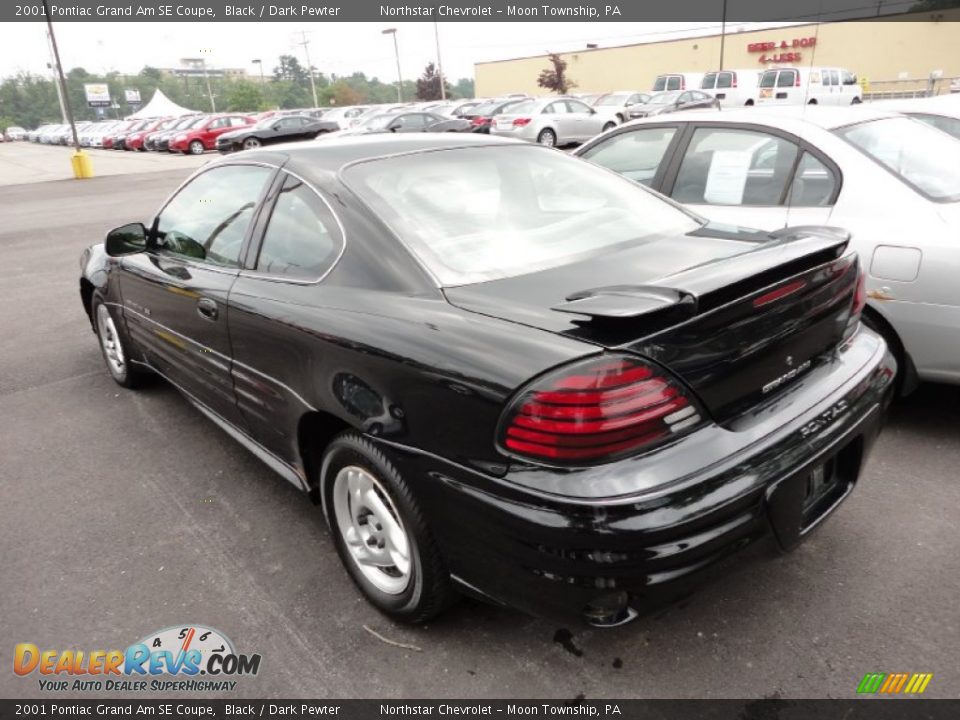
[795,72,801,87]
[498,355,704,465]
[844,268,867,340]
[471,116,487,126]
[513,117,531,127]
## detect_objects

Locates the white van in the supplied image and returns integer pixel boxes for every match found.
[757,67,862,106]
[652,73,704,92]
[700,69,763,107]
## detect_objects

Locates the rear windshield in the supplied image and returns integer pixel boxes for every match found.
[836,117,960,201]
[759,71,778,88]
[343,145,700,286]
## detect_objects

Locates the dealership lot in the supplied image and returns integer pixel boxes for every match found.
[1,145,959,699]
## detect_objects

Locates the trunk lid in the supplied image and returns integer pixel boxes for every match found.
[444,225,859,422]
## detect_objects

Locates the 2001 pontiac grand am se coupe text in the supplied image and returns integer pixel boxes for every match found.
[78,134,895,626]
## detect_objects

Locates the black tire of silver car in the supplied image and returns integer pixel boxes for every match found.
[537,128,557,147]
[188,140,205,155]
[602,121,616,132]
[92,296,146,389]
[322,432,457,623]
[242,137,261,150]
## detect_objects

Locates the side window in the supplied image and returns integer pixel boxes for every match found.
[786,152,838,207]
[256,175,343,280]
[913,113,960,140]
[566,100,592,114]
[207,118,226,130]
[580,127,678,187]
[671,127,799,206]
[154,165,272,267]
[232,117,251,127]
[717,73,733,89]
[777,71,797,88]
[545,102,567,114]
[677,92,692,103]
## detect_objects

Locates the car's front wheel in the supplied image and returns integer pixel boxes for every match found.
[188,140,205,155]
[93,298,145,389]
[242,137,261,150]
[322,432,457,623]
[602,121,616,132]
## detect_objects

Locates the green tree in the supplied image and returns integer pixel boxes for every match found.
[451,78,475,99]
[415,62,452,101]
[537,53,576,95]
[273,55,308,84]
[224,80,265,112]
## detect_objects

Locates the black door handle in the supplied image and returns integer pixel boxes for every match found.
[197,297,218,320]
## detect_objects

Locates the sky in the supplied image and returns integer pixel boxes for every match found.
[0,21,783,84]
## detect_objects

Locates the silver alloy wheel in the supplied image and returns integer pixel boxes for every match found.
[96,304,125,377]
[242,137,261,150]
[332,465,411,595]
[189,140,204,155]
[538,129,556,147]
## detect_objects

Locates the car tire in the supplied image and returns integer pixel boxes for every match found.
[602,121,616,132]
[537,128,557,147]
[188,140,205,155]
[322,431,457,624]
[92,296,147,389]
[808,99,818,105]
[242,137,261,150]
[745,100,755,106]
[851,97,862,105]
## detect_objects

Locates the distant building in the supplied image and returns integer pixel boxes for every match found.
[160,58,247,80]
[476,11,960,98]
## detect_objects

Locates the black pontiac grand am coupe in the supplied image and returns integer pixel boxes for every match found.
[79,134,895,626]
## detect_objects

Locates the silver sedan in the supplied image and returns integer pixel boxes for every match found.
[575,105,960,390]
[490,97,608,147]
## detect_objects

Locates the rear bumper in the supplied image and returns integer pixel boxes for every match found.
[376,328,896,623]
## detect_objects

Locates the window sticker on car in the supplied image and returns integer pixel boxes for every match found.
[704,150,752,204]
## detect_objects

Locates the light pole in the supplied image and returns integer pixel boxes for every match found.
[719,0,728,71]
[41,0,92,178]
[252,58,265,85]
[200,57,216,112]
[382,28,403,103]
[433,22,445,100]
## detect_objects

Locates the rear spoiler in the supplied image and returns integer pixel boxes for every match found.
[551,226,851,322]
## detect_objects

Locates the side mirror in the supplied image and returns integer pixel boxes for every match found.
[105,223,147,257]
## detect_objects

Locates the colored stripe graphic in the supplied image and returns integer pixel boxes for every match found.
[857,672,933,695]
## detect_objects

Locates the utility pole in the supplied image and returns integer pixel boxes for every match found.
[382,28,403,103]
[297,31,319,107]
[252,58,265,85]
[433,21,445,100]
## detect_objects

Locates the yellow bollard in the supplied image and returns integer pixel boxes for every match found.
[71,149,94,179]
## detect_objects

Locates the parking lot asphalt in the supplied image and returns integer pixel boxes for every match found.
[1,146,958,700]
[0,141,208,186]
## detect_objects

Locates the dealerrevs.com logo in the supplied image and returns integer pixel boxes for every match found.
[14,625,261,693]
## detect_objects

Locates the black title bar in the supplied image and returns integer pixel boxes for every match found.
[5,0,959,23]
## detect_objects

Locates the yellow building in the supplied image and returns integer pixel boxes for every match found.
[475,11,960,98]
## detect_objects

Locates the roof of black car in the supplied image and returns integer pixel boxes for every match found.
[211,133,526,177]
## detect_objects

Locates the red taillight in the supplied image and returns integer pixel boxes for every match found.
[680,77,686,90]
[795,72,801,87]
[513,117,531,127]
[752,279,807,308]
[851,269,867,318]
[732,73,738,88]
[471,116,487,126]
[498,355,703,465]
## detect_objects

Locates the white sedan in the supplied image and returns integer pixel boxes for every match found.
[869,93,960,140]
[575,106,960,390]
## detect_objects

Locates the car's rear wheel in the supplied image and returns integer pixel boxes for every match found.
[537,128,557,147]
[322,432,457,623]
[188,140,205,155]
[93,298,145,389]
[242,137,261,150]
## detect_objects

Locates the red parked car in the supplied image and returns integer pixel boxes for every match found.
[125,117,172,151]
[102,120,137,150]
[167,115,254,155]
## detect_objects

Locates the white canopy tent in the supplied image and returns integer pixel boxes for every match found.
[126,89,198,119]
